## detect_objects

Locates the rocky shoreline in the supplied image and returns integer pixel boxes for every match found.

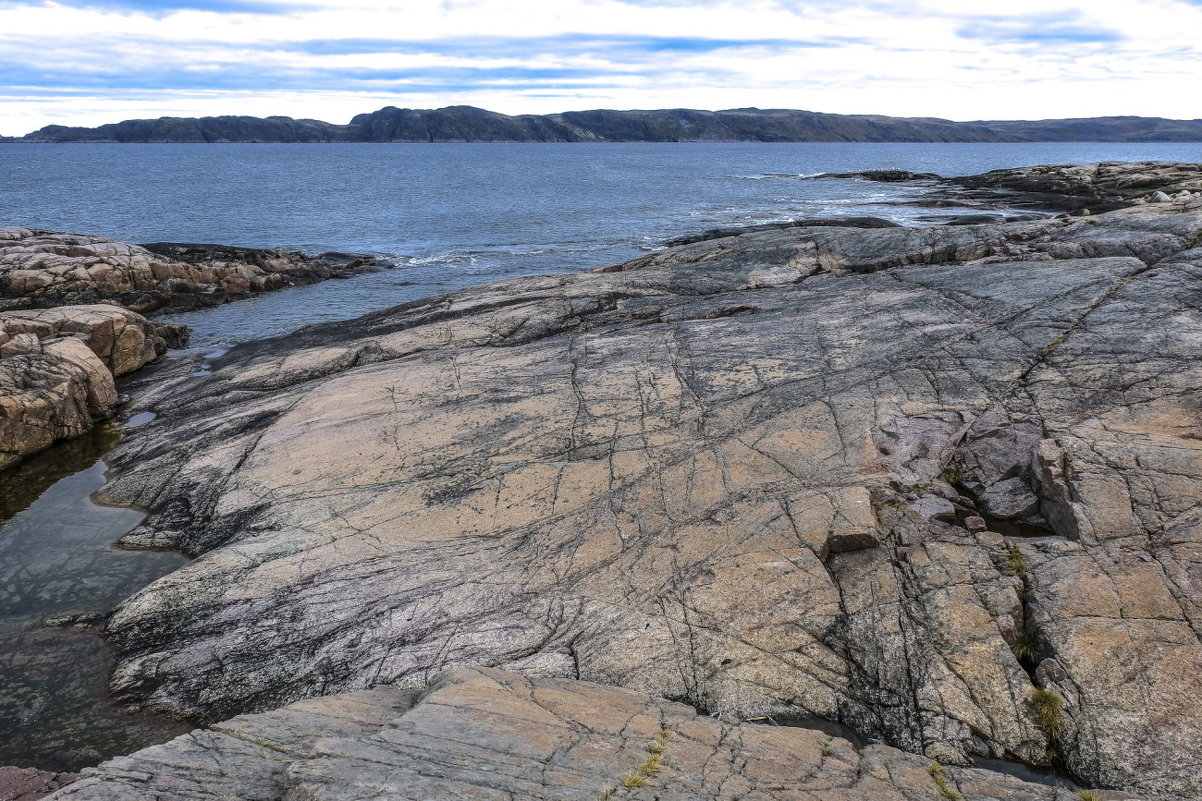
[3,162,1201,800]
[0,230,387,468]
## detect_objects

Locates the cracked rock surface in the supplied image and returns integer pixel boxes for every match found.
[47,666,1099,801]
[90,189,1202,797]
[0,228,382,315]
[0,305,173,468]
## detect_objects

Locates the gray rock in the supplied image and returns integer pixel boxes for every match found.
[45,666,1101,801]
[0,229,385,315]
[59,168,1202,798]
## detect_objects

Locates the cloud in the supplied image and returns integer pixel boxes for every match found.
[1,0,1201,133]
[21,0,308,12]
[956,12,1123,44]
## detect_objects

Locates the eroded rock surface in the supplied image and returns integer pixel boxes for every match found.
[0,306,178,375]
[48,667,1099,801]
[90,192,1202,798]
[0,305,179,467]
[0,338,118,471]
[950,161,1202,203]
[0,228,383,315]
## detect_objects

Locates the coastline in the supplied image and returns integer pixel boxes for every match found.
[2,162,1201,800]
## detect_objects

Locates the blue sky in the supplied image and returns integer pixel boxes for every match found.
[1,0,1200,134]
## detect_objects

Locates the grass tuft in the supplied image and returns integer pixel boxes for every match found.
[609,728,672,796]
[1010,630,1039,664]
[1076,791,1103,801]
[1030,687,1065,755]
[927,763,963,801]
[1005,546,1028,578]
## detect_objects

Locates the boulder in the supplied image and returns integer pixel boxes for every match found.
[0,338,117,470]
[0,305,173,375]
[0,305,179,468]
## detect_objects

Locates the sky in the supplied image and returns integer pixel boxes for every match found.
[1,0,1201,135]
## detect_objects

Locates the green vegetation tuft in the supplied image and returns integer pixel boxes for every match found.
[1076,791,1103,801]
[1010,630,1039,664]
[1005,546,1028,578]
[609,728,672,796]
[1030,687,1065,750]
[927,763,963,801]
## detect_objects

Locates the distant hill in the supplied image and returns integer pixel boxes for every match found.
[12,106,1202,143]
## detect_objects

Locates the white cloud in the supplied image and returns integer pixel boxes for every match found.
[1,0,1200,133]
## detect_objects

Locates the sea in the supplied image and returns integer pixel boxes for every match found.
[1,140,1200,773]
[4,141,1200,347]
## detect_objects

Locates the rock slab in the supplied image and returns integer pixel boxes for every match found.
[47,667,1101,801]
[92,189,1202,798]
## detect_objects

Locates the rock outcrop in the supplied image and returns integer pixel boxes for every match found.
[0,305,174,468]
[0,338,117,471]
[827,161,1202,214]
[0,228,383,315]
[0,306,179,376]
[47,666,1096,801]
[87,184,1202,797]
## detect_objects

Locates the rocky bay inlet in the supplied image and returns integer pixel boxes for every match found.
[1,157,1201,800]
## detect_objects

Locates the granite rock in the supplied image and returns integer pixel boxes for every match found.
[0,305,178,467]
[0,228,383,315]
[0,338,118,470]
[89,193,1202,797]
[46,667,1101,801]
[0,305,174,376]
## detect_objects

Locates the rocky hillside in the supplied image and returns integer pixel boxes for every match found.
[55,166,1201,799]
[13,106,1202,143]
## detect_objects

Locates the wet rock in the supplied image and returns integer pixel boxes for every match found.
[0,229,386,315]
[82,179,1202,797]
[818,168,942,182]
[45,666,1103,801]
[0,766,75,801]
[663,216,901,247]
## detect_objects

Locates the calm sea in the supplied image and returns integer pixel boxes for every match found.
[3,142,1200,346]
